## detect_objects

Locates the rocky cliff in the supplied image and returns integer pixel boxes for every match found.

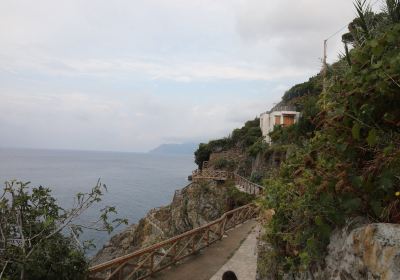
[91,180,242,265]
[323,221,400,280]
[257,219,400,280]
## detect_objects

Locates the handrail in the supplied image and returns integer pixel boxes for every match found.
[89,204,258,280]
[191,169,264,196]
[233,173,264,196]
[192,169,232,181]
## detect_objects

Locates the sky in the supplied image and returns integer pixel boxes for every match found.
[0,0,366,152]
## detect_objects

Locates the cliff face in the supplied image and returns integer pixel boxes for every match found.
[323,222,400,280]
[91,180,232,266]
[257,219,400,280]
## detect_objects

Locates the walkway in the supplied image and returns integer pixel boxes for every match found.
[153,220,257,280]
[209,224,259,280]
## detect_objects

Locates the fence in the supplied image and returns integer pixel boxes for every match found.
[89,204,258,280]
[191,169,232,182]
[233,174,263,196]
[191,169,263,196]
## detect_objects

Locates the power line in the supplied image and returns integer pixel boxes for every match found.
[322,0,382,95]
[325,24,349,41]
[324,0,382,41]
[322,0,383,69]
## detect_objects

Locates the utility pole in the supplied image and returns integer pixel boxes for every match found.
[323,39,328,79]
[322,39,328,109]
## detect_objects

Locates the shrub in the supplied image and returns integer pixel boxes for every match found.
[282,75,322,102]
[247,138,269,157]
[0,180,127,279]
[214,158,236,170]
[194,118,262,168]
[250,172,263,184]
[194,143,211,169]
[225,181,255,208]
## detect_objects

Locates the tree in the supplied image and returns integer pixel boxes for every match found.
[0,180,127,280]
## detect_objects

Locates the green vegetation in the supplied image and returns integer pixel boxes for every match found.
[249,171,264,184]
[194,118,262,168]
[0,180,127,280]
[225,181,255,208]
[246,138,269,157]
[282,75,322,102]
[214,158,236,171]
[260,1,400,276]
[230,118,262,149]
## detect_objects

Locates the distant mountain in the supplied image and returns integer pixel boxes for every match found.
[148,143,198,155]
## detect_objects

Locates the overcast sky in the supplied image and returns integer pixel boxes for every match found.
[0,0,364,152]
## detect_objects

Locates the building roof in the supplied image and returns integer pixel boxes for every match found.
[260,102,297,115]
[268,104,297,113]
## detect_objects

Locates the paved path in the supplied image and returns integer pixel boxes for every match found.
[153,220,257,280]
[209,224,259,280]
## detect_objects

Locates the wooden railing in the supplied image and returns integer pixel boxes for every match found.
[234,174,263,196]
[89,204,258,280]
[191,169,232,182]
[192,169,264,196]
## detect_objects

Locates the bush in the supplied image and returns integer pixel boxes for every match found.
[214,158,236,170]
[194,118,262,168]
[282,75,322,102]
[247,138,269,157]
[0,180,127,279]
[194,143,211,169]
[250,172,263,184]
[225,181,255,208]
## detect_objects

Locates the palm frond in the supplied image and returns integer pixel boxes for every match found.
[344,43,352,67]
[353,0,371,39]
[386,0,400,23]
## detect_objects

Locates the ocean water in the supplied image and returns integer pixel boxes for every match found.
[0,148,196,255]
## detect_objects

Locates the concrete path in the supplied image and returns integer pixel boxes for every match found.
[209,224,259,280]
[153,220,257,280]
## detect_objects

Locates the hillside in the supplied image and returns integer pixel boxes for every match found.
[148,143,198,155]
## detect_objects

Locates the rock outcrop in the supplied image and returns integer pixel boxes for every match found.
[257,220,400,280]
[324,222,400,280]
[91,180,232,266]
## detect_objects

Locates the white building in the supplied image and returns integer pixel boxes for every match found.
[260,104,300,143]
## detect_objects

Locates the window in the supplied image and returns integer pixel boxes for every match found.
[274,115,281,125]
[283,114,295,126]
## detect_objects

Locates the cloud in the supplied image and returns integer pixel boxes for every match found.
[1,53,311,82]
[0,0,363,152]
[0,85,281,152]
[0,0,324,83]
[234,0,357,65]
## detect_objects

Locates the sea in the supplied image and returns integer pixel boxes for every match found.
[0,148,196,256]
